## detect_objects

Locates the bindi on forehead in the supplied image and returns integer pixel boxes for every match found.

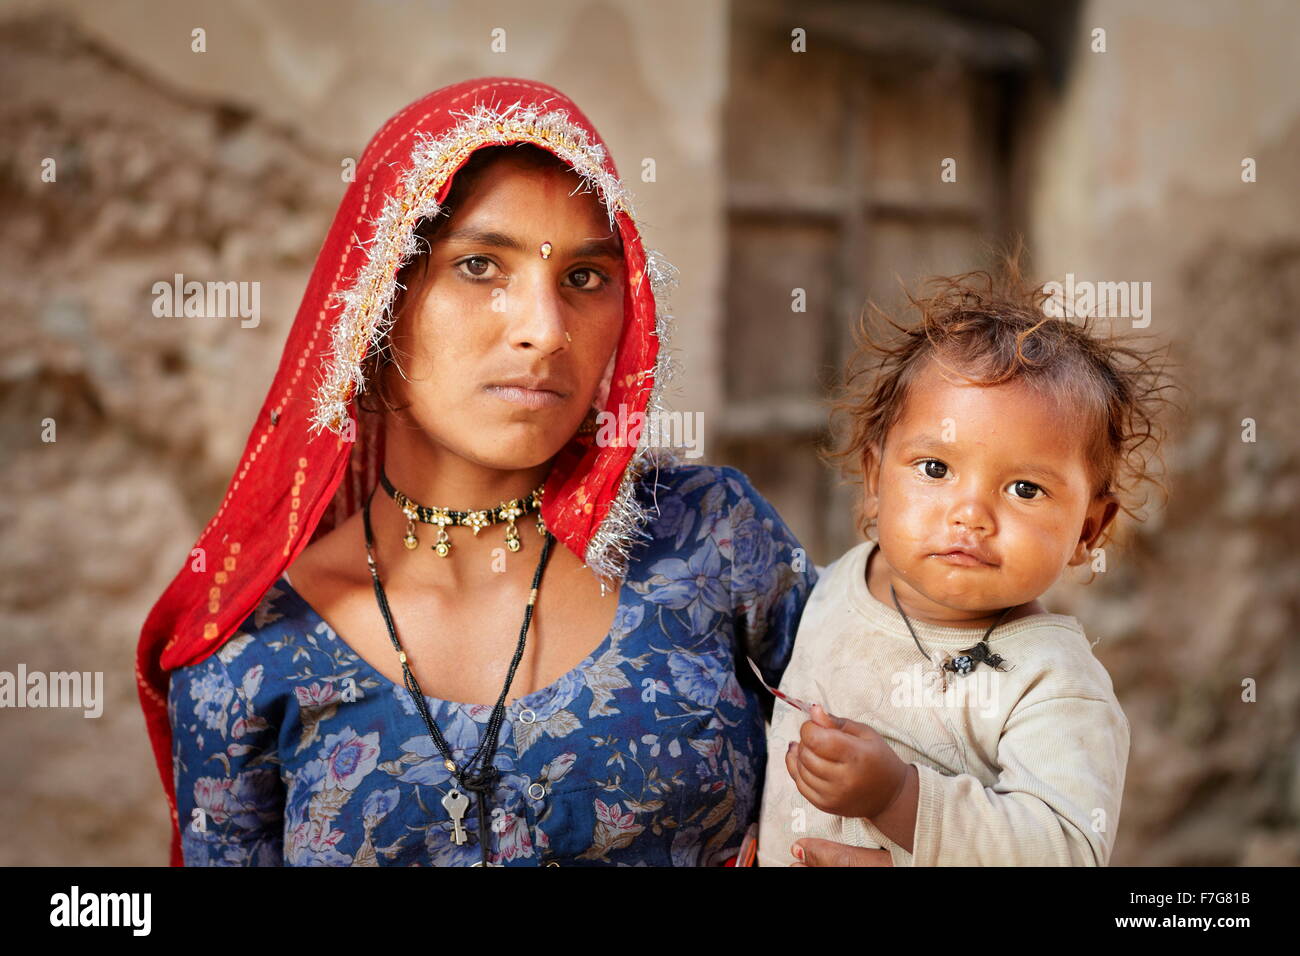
[439,224,622,262]
[436,226,624,264]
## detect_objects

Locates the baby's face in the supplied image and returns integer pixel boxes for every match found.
[864,360,1117,623]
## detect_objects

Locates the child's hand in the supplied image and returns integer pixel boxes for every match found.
[785,703,911,820]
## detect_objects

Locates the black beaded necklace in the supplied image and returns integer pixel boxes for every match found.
[362,481,555,867]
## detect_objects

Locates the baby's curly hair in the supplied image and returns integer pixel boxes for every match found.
[822,248,1182,550]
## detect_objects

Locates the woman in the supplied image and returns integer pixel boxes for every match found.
[138,77,818,866]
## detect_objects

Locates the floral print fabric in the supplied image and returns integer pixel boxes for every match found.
[168,464,817,865]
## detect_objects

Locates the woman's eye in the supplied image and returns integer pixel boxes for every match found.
[918,460,948,479]
[457,256,496,279]
[1009,480,1044,500]
[565,267,606,290]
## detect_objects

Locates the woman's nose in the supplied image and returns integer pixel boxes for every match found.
[506,270,568,353]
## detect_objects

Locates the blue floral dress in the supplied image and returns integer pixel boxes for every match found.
[168,464,817,865]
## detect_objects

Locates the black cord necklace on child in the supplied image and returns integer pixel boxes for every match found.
[362,482,555,867]
[889,582,1015,687]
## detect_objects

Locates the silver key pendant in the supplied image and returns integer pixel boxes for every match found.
[442,788,470,846]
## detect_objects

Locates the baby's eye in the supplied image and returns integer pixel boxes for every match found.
[1008,480,1044,500]
[916,459,948,479]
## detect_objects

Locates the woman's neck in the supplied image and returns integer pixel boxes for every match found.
[381,414,551,508]
[366,413,555,591]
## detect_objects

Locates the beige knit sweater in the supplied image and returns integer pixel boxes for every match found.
[757,540,1129,867]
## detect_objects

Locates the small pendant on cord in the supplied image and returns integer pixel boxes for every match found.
[946,640,1012,675]
[442,789,469,845]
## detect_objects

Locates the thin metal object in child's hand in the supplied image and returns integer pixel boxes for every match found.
[745,655,818,716]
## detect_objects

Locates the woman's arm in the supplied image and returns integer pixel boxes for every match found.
[717,466,819,697]
[168,651,286,866]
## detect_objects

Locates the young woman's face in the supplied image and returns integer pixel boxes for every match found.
[386,153,625,470]
[864,359,1118,621]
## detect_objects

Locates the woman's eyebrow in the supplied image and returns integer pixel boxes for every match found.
[570,236,624,260]
[440,227,526,251]
[439,228,622,260]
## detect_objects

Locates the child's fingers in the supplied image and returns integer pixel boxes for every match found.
[798,718,854,763]
[810,702,843,729]
[786,745,853,819]
[789,737,841,782]
[785,742,836,807]
[835,714,885,745]
[803,713,884,761]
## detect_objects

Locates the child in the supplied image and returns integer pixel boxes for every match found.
[756,262,1175,866]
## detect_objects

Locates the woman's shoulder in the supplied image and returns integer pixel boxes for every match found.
[628,460,813,591]
[170,576,309,693]
[630,461,792,544]
[634,461,782,526]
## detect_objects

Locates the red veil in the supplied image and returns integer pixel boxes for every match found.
[136,78,676,865]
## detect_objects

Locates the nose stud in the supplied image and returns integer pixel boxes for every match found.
[540,241,552,259]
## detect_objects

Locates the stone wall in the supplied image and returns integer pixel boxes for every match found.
[1030,0,1300,864]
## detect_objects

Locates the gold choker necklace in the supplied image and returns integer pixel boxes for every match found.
[379,470,545,557]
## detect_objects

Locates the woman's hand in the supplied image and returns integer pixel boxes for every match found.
[784,703,911,820]
[790,838,893,866]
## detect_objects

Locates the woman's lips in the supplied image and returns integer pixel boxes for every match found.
[931,550,993,568]
[484,384,566,410]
